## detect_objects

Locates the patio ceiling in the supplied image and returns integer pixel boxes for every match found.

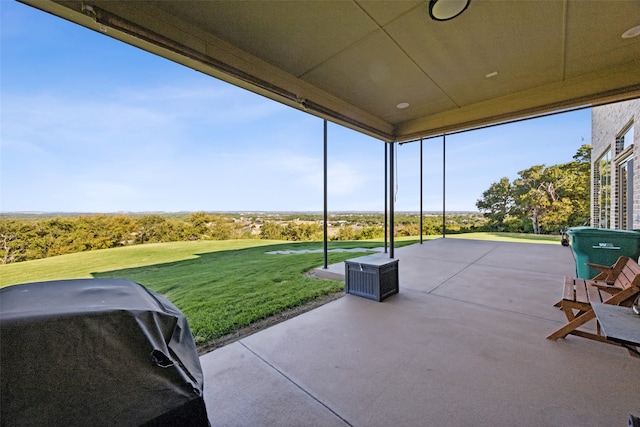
[20,0,640,142]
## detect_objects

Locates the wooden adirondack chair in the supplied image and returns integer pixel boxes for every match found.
[547,256,640,342]
[585,256,630,284]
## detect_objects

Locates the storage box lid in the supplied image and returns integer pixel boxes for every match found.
[345,254,398,266]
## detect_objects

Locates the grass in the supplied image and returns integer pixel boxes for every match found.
[0,239,416,345]
[0,239,280,286]
[0,233,558,346]
[445,232,561,244]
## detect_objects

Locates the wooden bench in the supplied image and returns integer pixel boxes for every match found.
[547,256,640,342]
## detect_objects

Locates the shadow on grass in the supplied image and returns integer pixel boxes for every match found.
[91,240,417,349]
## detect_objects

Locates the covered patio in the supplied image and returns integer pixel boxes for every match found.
[15,2,640,425]
[201,238,639,426]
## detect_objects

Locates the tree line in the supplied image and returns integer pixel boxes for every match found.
[0,212,486,264]
[476,144,591,234]
[0,212,247,264]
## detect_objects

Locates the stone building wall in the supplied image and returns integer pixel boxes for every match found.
[591,99,640,229]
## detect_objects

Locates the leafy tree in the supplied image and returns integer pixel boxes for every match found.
[283,222,322,241]
[513,165,549,234]
[209,220,235,240]
[37,218,77,257]
[135,215,175,243]
[0,227,17,264]
[476,177,515,231]
[396,223,420,237]
[260,221,284,240]
[188,211,215,239]
[360,226,384,240]
[573,144,591,163]
[72,214,135,251]
[333,225,356,241]
[563,144,591,226]
[0,219,34,264]
[514,147,590,234]
[422,216,443,235]
[477,144,591,234]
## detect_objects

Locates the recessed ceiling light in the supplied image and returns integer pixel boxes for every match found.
[485,71,498,78]
[396,102,410,109]
[429,0,471,22]
[622,25,640,39]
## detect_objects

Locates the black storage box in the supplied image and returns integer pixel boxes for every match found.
[344,255,399,302]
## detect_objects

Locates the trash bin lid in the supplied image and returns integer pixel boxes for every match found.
[567,226,640,237]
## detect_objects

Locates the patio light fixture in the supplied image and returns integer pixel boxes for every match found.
[429,0,471,21]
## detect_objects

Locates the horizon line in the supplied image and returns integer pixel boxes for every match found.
[1,210,481,215]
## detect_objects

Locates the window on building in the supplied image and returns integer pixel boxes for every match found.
[613,122,635,229]
[616,124,634,153]
[593,150,611,228]
[618,156,634,230]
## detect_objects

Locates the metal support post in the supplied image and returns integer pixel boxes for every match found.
[420,138,423,244]
[384,142,388,253]
[390,141,395,259]
[442,133,446,239]
[323,120,328,269]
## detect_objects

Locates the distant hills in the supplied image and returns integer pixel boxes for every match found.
[1,210,478,218]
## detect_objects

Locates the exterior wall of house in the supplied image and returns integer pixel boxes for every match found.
[591,99,640,230]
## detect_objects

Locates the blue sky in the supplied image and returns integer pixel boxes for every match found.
[1,1,591,213]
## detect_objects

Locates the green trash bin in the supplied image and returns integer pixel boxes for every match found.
[567,227,640,279]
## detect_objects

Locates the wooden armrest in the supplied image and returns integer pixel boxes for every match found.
[585,262,613,272]
[589,280,622,291]
[590,275,615,285]
[586,260,626,284]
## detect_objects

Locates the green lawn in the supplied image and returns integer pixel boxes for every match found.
[445,232,561,244]
[0,233,558,346]
[0,239,415,344]
[0,239,280,286]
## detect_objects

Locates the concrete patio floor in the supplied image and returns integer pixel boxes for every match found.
[200,238,639,426]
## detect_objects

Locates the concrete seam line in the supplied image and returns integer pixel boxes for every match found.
[404,288,561,325]
[427,242,502,294]
[238,341,354,427]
